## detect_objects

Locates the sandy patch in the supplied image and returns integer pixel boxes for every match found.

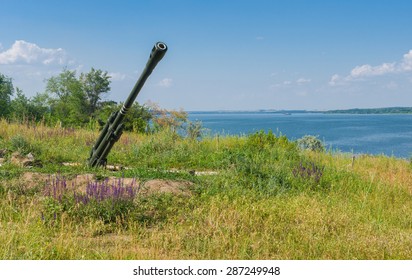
[17,172,193,196]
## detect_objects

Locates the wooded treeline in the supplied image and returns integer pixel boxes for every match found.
[0,69,201,137]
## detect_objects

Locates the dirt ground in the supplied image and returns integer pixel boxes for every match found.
[16,172,193,196]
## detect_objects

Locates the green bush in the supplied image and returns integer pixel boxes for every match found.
[10,135,31,154]
[297,135,325,152]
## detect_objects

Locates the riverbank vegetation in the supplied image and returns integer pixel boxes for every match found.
[2,70,412,259]
[325,107,412,114]
[1,117,412,259]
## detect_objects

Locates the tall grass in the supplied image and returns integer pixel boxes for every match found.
[1,119,412,259]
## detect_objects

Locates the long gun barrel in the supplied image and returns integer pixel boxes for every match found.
[88,42,168,167]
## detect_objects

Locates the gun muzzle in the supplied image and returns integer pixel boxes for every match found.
[88,41,168,167]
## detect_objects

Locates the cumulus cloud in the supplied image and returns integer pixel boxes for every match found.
[0,40,69,65]
[296,78,311,84]
[330,49,412,86]
[158,78,173,88]
[329,74,341,86]
[401,50,412,71]
[109,72,127,81]
[349,63,396,78]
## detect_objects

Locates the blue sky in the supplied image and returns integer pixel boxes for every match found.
[1,0,412,110]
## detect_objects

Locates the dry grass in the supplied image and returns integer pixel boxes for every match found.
[1,119,412,259]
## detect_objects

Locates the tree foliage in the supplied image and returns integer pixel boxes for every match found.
[0,73,14,117]
[147,101,188,132]
[96,102,152,133]
[80,68,111,117]
[45,68,109,126]
[297,135,325,152]
[1,69,200,138]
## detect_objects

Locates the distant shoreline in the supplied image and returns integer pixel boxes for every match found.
[324,107,412,114]
[188,107,412,115]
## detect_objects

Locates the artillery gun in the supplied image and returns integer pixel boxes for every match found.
[88,42,168,167]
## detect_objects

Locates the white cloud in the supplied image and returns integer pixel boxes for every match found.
[329,74,341,86]
[270,78,312,89]
[0,40,69,65]
[0,40,79,97]
[158,78,173,88]
[330,49,412,86]
[296,78,311,84]
[349,62,396,78]
[109,72,127,81]
[271,78,311,87]
[401,50,412,71]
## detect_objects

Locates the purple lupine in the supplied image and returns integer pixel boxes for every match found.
[45,175,138,205]
[292,161,324,183]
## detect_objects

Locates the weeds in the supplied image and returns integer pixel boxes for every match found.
[1,120,412,259]
[293,160,324,184]
[42,175,139,225]
[40,174,188,227]
[10,134,31,154]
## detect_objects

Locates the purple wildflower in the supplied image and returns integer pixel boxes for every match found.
[293,161,324,183]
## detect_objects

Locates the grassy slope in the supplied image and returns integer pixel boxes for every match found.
[0,119,411,259]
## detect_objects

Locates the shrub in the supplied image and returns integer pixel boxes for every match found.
[10,134,31,154]
[186,120,204,140]
[297,135,325,152]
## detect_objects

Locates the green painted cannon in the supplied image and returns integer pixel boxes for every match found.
[88,42,168,167]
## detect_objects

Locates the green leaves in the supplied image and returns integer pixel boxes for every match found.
[0,73,14,117]
[297,135,325,152]
[80,68,111,117]
[45,68,111,126]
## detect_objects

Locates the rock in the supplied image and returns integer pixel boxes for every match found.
[0,149,7,157]
[26,153,34,161]
[10,151,25,166]
[10,151,42,168]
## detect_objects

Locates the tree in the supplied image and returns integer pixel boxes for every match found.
[46,68,80,99]
[97,101,152,133]
[45,68,111,126]
[146,101,188,132]
[123,103,152,133]
[80,68,111,117]
[29,92,51,122]
[46,69,88,126]
[186,120,204,140]
[10,88,30,120]
[0,73,14,117]
[10,90,52,122]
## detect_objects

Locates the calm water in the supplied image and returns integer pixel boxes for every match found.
[188,112,412,158]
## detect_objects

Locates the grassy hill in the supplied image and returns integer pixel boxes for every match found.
[0,119,412,259]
